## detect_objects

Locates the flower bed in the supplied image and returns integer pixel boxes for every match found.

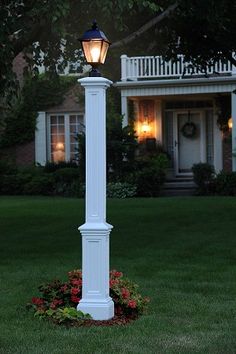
[27,270,149,326]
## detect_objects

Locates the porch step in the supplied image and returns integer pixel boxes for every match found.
[161,178,197,197]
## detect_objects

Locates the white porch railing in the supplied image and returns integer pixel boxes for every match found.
[121,54,236,81]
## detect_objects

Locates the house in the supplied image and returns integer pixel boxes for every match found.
[115,54,236,176]
[8,53,236,174]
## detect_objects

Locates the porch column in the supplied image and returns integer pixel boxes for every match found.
[121,94,128,127]
[213,103,223,172]
[232,91,236,171]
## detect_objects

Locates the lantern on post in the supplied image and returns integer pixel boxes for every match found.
[80,21,111,77]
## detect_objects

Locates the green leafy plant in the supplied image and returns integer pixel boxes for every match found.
[215,171,236,196]
[28,269,149,325]
[107,182,137,198]
[192,163,215,195]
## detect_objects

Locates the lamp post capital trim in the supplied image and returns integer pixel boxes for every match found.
[78,77,113,87]
[79,222,113,232]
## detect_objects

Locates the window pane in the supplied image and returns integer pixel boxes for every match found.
[50,115,65,162]
[70,124,78,134]
[58,125,64,134]
[50,116,57,124]
[58,116,64,124]
[51,126,57,134]
[70,115,76,123]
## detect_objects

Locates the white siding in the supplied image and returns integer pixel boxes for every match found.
[35,112,47,165]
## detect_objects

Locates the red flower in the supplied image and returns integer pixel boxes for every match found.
[32,297,44,306]
[50,299,63,309]
[128,300,137,309]
[60,284,68,293]
[71,296,80,303]
[121,288,130,299]
[114,271,123,278]
[71,279,82,287]
[71,287,79,296]
[109,279,119,287]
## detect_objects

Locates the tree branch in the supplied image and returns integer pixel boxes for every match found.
[111,2,178,49]
[12,20,46,56]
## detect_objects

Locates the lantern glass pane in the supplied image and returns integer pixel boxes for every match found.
[100,41,110,64]
[82,40,103,64]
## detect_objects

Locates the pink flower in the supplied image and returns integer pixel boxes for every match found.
[109,279,119,287]
[71,287,79,296]
[50,299,63,309]
[71,296,80,303]
[60,284,68,293]
[121,288,130,299]
[114,271,123,278]
[71,279,82,287]
[32,297,44,306]
[128,300,137,309]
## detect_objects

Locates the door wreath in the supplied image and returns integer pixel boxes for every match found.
[181,122,197,138]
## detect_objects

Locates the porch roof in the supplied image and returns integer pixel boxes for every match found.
[115,75,236,97]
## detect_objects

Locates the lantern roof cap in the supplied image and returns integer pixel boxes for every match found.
[80,21,110,43]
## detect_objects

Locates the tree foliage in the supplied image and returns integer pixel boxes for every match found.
[0,75,77,147]
[160,0,236,68]
[1,0,236,98]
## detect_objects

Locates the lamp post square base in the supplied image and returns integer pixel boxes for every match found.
[77,298,114,320]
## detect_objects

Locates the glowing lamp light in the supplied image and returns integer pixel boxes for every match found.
[141,121,151,133]
[228,117,233,129]
[79,21,111,77]
[56,142,64,151]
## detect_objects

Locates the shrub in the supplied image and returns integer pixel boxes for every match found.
[43,161,78,173]
[215,171,236,196]
[23,175,55,195]
[192,163,215,195]
[135,166,166,197]
[0,160,17,176]
[107,182,137,198]
[54,168,81,197]
[0,173,30,195]
[28,269,149,325]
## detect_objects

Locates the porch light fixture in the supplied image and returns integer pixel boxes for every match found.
[79,21,111,77]
[228,117,233,129]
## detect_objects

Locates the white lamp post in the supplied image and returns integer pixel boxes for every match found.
[77,22,114,320]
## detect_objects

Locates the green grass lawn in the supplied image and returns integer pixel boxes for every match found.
[1,196,236,354]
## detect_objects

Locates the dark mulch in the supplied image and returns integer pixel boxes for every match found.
[59,315,137,328]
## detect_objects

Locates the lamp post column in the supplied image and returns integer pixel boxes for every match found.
[77,76,114,320]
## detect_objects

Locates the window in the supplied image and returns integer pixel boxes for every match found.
[48,113,84,163]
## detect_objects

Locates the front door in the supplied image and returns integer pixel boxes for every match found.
[173,111,206,175]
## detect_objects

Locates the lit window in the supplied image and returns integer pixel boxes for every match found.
[49,113,84,163]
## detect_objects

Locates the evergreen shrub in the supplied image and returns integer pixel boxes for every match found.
[214,171,236,196]
[192,163,215,195]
